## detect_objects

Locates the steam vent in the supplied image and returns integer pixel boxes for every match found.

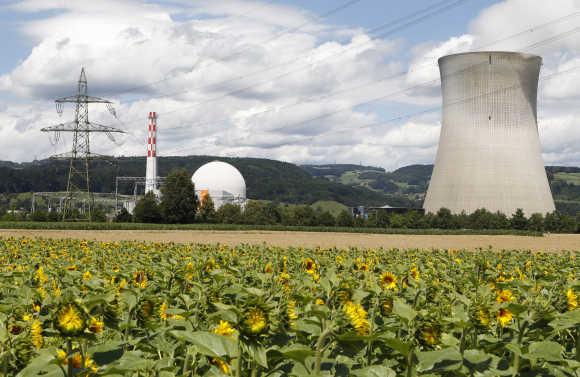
[423,51,555,215]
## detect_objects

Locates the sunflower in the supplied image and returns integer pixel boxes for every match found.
[304,258,317,275]
[380,272,398,291]
[421,326,438,346]
[380,296,393,316]
[410,266,420,281]
[242,307,268,336]
[133,271,148,289]
[287,300,298,329]
[477,307,490,327]
[88,317,104,334]
[496,289,514,304]
[54,302,87,336]
[315,298,325,306]
[566,288,578,311]
[82,271,92,281]
[263,263,273,273]
[159,302,168,321]
[211,357,231,374]
[30,319,43,349]
[343,301,369,335]
[35,266,48,284]
[214,320,236,337]
[497,308,513,328]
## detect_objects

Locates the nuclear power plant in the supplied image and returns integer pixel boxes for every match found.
[424,51,556,215]
[191,161,247,209]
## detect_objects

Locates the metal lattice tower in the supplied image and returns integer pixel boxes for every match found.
[41,68,125,221]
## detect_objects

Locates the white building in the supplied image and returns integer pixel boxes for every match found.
[191,161,247,209]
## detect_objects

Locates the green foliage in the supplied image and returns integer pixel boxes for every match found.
[197,194,217,223]
[133,192,162,223]
[336,210,354,227]
[160,169,197,224]
[115,207,133,223]
[243,201,280,225]
[0,238,578,376]
[216,203,243,224]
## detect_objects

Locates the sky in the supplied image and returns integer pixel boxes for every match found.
[0,0,579,170]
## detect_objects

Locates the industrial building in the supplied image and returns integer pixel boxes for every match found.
[424,51,556,215]
[191,161,247,208]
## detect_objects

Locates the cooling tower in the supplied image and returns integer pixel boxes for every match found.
[423,51,555,215]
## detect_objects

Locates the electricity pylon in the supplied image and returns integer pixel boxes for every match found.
[41,68,124,221]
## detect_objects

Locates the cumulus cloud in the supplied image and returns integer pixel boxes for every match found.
[0,0,578,171]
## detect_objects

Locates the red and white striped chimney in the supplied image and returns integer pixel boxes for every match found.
[145,112,158,195]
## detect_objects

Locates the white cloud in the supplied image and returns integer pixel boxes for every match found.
[0,0,578,172]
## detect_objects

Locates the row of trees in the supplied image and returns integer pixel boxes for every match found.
[123,170,578,232]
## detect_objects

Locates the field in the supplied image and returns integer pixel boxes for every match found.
[0,237,578,376]
[1,229,580,252]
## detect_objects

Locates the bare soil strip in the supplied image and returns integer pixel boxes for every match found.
[1,229,579,251]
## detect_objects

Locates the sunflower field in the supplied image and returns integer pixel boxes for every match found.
[0,237,578,377]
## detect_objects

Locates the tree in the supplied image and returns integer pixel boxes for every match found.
[197,194,216,223]
[244,201,279,225]
[31,210,48,222]
[216,203,243,224]
[291,205,317,226]
[160,169,197,224]
[134,192,162,223]
[316,211,336,227]
[510,208,528,230]
[434,208,455,229]
[336,210,354,227]
[527,213,544,232]
[115,207,133,223]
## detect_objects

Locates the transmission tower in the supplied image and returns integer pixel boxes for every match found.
[41,68,124,221]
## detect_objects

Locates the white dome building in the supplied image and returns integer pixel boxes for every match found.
[191,161,247,209]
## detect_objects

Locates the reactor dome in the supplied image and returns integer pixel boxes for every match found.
[191,161,247,209]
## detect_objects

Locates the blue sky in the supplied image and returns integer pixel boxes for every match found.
[0,0,578,168]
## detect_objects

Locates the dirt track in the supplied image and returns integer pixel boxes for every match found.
[0,229,579,251]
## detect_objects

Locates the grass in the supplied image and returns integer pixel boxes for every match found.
[0,221,543,236]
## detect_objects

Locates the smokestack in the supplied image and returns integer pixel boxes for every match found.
[145,112,158,195]
[424,52,555,215]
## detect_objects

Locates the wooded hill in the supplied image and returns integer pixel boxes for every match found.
[1,157,578,215]
[0,156,416,207]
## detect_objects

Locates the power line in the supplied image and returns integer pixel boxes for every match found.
[98,0,363,98]
[159,29,580,155]
[112,0,467,106]
[304,63,580,146]
[157,22,580,142]
[112,0,472,134]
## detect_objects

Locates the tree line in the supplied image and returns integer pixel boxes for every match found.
[118,170,579,233]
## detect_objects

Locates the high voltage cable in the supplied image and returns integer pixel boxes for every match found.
[158,29,580,155]
[98,0,363,98]
[165,62,580,155]
[303,64,580,146]
[113,0,466,104]
[469,10,580,51]
[243,28,580,139]
[157,22,580,138]
[112,0,472,130]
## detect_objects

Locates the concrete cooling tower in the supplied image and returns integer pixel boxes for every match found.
[423,51,555,215]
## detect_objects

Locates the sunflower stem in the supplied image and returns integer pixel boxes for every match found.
[66,339,73,377]
[235,340,242,377]
[314,326,333,375]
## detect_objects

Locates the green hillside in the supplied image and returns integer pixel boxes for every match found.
[303,164,580,216]
[0,157,578,216]
[0,156,416,208]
